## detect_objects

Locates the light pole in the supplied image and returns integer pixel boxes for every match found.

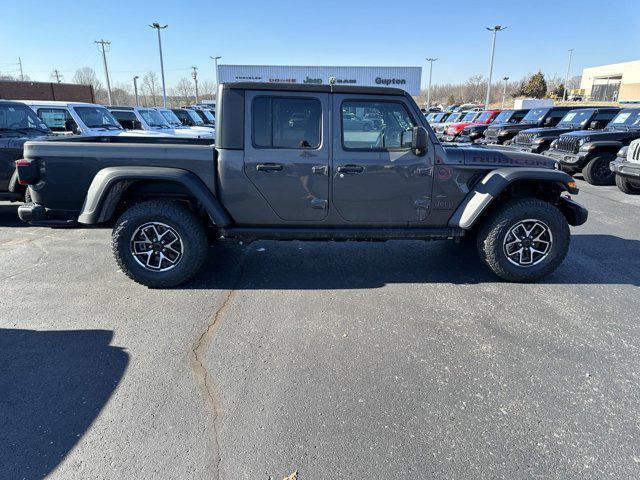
[485,25,507,109]
[210,56,222,95]
[501,76,509,108]
[150,23,168,107]
[425,57,437,109]
[95,39,113,105]
[563,48,574,102]
[133,76,140,106]
[191,66,199,104]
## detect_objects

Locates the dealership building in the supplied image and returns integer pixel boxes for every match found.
[580,59,640,102]
[218,65,422,96]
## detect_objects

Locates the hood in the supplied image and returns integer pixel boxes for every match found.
[451,144,557,169]
[490,122,537,132]
[561,127,640,142]
[519,126,574,137]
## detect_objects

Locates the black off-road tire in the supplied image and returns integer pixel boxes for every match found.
[582,154,616,185]
[112,200,208,288]
[476,198,570,282]
[615,175,640,195]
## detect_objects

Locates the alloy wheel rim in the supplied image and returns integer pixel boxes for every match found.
[130,222,184,272]
[503,219,553,267]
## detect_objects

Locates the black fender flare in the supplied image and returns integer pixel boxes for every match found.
[580,140,624,156]
[77,166,232,226]
[448,167,579,229]
[8,169,25,194]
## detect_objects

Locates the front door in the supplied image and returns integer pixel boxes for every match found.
[331,94,434,224]
[244,91,329,221]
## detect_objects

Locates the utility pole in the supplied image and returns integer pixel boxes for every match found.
[425,58,437,109]
[149,23,168,107]
[191,66,199,104]
[501,76,509,108]
[95,39,113,105]
[210,56,222,96]
[563,48,574,102]
[52,69,62,83]
[133,76,140,106]
[485,25,507,109]
[18,57,24,81]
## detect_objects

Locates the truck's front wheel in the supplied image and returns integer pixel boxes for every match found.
[112,200,208,288]
[615,175,640,194]
[477,198,570,282]
[582,154,616,185]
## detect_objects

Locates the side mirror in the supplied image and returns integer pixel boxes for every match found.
[132,120,142,130]
[411,126,428,155]
[544,117,555,126]
[589,120,603,130]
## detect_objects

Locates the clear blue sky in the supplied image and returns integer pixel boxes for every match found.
[1,0,638,89]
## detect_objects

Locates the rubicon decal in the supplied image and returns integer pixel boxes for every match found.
[468,156,552,167]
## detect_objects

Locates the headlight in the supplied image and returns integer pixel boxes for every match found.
[550,139,558,149]
[577,138,587,147]
[498,129,509,136]
[617,146,628,159]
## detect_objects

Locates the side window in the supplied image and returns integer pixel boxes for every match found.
[252,97,321,149]
[511,112,526,123]
[38,108,76,132]
[111,111,137,129]
[341,101,415,150]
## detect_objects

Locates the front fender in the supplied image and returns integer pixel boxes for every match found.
[77,166,232,226]
[579,140,623,155]
[448,167,578,229]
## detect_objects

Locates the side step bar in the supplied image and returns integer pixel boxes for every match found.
[219,227,463,241]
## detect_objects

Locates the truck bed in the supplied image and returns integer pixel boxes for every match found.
[24,136,217,215]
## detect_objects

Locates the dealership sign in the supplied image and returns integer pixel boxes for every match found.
[218,65,422,95]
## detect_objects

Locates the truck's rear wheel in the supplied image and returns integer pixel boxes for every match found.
[477,198,570,282]
[112,200,208,288]
[582,154,615,185]
[615,174,640,194]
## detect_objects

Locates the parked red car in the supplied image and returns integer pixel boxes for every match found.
[442,109,502,142]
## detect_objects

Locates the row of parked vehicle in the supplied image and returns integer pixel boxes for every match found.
[425,105,640,193]
[0,99,216,201]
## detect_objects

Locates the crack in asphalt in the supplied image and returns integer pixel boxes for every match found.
[190,251,248,480]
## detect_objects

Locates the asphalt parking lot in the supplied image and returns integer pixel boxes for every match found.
[1,180,639,480]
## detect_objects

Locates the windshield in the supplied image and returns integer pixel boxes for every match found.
[431,113,446,122]
[139,109,170,128]
[186,109,205,125]
[608,110,640,127]
[474,111,493,122]
[493,110,514,123]
[159,109,183,126]
[558,109,594,127]
[0,103,50,134]
[73,106,122,129]
[521,108,550,123]
[199,109,215,122]
[461,112,479,122]
[446,113,463,123]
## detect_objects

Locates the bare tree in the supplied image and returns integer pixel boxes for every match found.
[172,77,195,106]
[111,83,133,106]
[73,67,103,91]
[141,71,160,107]
[199,79,217,100]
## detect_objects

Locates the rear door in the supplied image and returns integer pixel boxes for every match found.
[243,90,329,221]
[331,94,434,224]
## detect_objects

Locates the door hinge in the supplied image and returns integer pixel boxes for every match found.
[416,167,432,177]
[311,198,328,209]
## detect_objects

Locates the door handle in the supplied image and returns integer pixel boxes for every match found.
[256,163,283,172]
[337,165,364,174]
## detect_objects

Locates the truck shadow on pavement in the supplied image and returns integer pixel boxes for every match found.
[188,233,640,289]
[0,204,22,227]
[0,329,128,480]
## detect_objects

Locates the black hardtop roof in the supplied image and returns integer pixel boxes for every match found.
[223,81,407,96]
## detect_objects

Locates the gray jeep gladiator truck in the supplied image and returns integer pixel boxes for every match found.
[17,82,588,287]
